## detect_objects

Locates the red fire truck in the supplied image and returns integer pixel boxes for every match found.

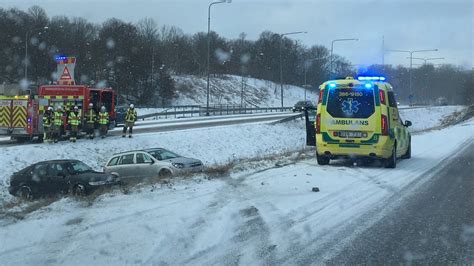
[0,85,117,141]
[0,56,117,141]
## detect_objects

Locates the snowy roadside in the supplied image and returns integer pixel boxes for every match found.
[0,105,466,201]
[0,120,307,200]
[0,117,472,265]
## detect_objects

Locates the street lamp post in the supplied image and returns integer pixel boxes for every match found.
[24,26,49,82]
[329,38,358,79]
[279,31,307,108]
[387,49,438,104]
[206,0,231,116]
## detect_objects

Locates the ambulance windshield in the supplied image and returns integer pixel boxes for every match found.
[326,87,375,119]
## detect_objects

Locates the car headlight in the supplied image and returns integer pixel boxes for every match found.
[172,163,185,169]
[89,180,107,186]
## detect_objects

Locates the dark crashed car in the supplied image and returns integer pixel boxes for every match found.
[9,160,120,199]
[292,100,315,112]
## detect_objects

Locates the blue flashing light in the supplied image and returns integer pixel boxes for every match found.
[328,83,337,88]
[357,76,386,81]
[364,83,373,89]
[55,55,68,61]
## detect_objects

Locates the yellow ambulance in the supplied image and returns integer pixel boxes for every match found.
[314,76,412,168]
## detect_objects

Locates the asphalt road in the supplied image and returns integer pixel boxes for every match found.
[328,141,474,264]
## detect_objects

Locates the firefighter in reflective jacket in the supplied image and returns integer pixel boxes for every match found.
[42,106,53,143]
[98,106,109,138]
[84,103,97,139]
[52,106,64,143]
[122,104,137,138]
[68,106,81,143]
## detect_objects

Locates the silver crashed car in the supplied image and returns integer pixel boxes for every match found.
[104,148,203,182]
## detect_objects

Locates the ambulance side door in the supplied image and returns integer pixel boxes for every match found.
[387,91,405,154]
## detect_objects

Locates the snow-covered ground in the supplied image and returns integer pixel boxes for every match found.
[171,75,316,107]
[0,106,465,199]
[0,105,471,264]
[399,105,466,132]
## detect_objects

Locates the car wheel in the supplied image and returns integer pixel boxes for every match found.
[158,169,172,178]
[384,144,397,168]
[72,184,86,196]
[316,152,330,165]
[17,185,33,200]
[402,139,411,159]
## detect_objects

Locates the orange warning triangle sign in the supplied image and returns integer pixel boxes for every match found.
[60,66,72,80]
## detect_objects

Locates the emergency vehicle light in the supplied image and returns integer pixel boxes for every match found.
[55,55,68,61]
[328,83,337,88]
[364,83,373,89]
[357,76,386,81]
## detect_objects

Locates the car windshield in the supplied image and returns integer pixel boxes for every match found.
[68,161,93,174]
[148,149,180,160]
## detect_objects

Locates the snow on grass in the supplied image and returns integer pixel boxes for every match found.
[0,119,472,265]
[173,74,317,107]
[0,106,472,264]
[0,119,306,200]
[399,105,466,132]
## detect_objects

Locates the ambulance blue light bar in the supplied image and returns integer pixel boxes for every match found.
[328,83,337,88]
[357,76,386,81]
[55,55,68,61]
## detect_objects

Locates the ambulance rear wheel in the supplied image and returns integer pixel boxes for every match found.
[384,144,397,168]
[316,152,330,165]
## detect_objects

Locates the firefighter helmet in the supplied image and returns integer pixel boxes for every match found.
[130,104,134,109]
[100,106,106,112]
[74,106,79,110]
[89,103,93,107]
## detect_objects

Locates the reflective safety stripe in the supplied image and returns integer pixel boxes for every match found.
[98,112,109,125]
[68,112,80,126]
[85,110,96,123]
[125,109,137,122]
[54,112,63,126]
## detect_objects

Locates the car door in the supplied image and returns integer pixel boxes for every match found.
[398,115,411,154]
[46,162,69,195]
[116,153,136,180]
[135,152,156,178]
[31,163,49,194]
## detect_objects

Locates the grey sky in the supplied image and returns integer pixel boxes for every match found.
[4,0,473,69]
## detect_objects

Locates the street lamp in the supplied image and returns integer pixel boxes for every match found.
[279,31,307,108]
[409,57,445,65]
[330,38,358,79]
[206,0,232,116]
[303,56,326,100]
[25,26,49,82]
[387,49,438,104]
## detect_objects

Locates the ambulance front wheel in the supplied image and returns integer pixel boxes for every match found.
[316,151,330,165]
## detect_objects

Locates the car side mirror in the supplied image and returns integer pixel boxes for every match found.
[150,160,155,165]
[404,120,412,127]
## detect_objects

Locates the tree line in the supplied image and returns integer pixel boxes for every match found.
[0,6,471,106]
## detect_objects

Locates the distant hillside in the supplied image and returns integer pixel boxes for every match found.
[171,75,318,107]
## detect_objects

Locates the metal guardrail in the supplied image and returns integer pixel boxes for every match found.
[138,106,293,120]
[137,105,432,120]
